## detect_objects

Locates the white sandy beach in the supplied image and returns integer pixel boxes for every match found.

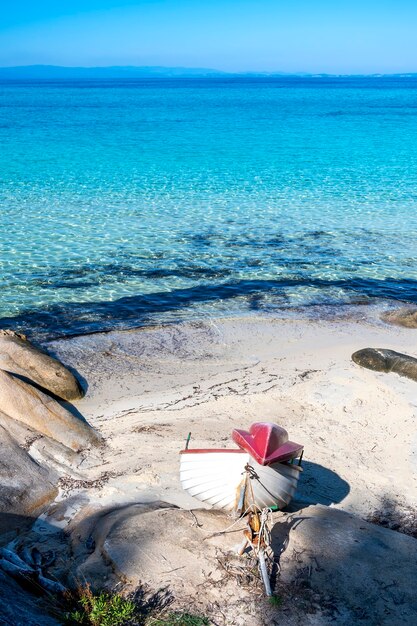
[47,312,417,521]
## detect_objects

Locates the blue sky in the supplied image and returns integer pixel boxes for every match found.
[1,1,417,73]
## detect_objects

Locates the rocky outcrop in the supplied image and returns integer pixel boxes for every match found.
[0,330,105,621]
[0,569,61,626]
[352,347,417,382]
[74,503,265,624]
[0,425,58,536]
[0,369,102,451]
[0,329,84,401]
[73,501,417,626]
[381,308,417,329]
[274,505,417,625]
[0,330,102,539]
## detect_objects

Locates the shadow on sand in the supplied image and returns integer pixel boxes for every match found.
[287,460,350,512]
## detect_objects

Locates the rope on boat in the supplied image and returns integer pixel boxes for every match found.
[259,507,273,551]
[203,505,253,540]
[238,465,274,596]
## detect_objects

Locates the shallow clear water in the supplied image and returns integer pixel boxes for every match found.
[1,77,417,338]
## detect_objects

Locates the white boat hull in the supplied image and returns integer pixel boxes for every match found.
[180,450,302,512]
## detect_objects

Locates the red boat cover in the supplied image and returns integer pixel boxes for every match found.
[232,422,303,466]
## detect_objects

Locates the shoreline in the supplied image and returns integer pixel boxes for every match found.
[0,298,411,345]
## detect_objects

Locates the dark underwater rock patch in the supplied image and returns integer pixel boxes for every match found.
[381,307,417,329]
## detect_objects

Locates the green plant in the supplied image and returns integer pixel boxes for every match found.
[66,584,136,626]
[268,594,283,608]
[146,612,210,626]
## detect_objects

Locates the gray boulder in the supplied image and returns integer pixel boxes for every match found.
[0,329,84,401]
[0,569,61,626]
[0,369,102,451]
[0,425,57,536]
[352,347,417,382]
[74,503,267,624]
[274,505,417,625]
[381,308,417,329]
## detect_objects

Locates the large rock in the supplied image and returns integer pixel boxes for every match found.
[75,503,270,625]
[0,569,61,626]
[0,369,102,451]
[0,409,35,447]
[79,503,232,590]
[352,347,417,382]
[0,425,57,536]
[274,505,417,625]
[0,329,84,401]
[70,502,417,625]
[381,308,417,329]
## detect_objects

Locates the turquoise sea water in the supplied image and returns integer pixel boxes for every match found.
[1,77,417,338]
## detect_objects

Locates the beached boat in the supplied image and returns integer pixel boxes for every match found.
[179,422,303,514]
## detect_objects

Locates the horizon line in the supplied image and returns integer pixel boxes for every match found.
[0,64,417,78]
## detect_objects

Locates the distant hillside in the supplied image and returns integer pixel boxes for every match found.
[0,65,416,79]
[0,65,229,79]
